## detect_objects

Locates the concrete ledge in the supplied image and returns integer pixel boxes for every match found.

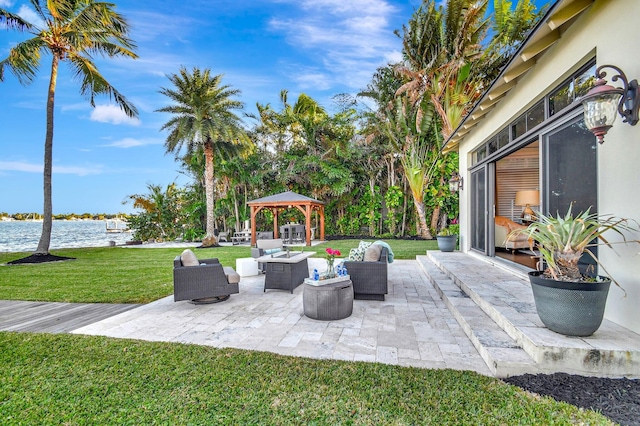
[425,251,640,378]
[418,256,537,377]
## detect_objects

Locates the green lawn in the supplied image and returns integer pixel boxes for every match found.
[0,239,437,304]
[0,332,612,425]
[0,239,614,424]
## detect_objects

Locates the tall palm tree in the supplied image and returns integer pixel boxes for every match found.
[395,0,489,139]
[157,67,251,245]
[0,0,138,256]
[380,94,440,239]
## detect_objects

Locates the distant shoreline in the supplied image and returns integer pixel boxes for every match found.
[0,220,133,253]
[1,217,129,222]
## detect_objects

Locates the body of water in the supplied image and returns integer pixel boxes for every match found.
[0,220,133,253]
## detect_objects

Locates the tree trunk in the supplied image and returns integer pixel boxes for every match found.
[413,197,432,239]
[369,177,375,237]
[401,180,408,236]
[430,205,441,234]
[233,189,240,232]
[35,57,59,255]
[429,176,445,232]
[203,140,217,244]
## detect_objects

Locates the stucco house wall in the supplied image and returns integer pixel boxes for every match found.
[457,0,640,333]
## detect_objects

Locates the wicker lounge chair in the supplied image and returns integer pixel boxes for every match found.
[343,246,388,300]
[173,250,240,304]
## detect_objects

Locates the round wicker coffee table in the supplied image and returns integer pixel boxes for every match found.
[303,278,353,320]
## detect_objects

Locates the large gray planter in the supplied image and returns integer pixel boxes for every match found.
[436,235,457,252]
[528,271,611,337]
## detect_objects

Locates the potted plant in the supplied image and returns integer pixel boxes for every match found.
[509,205,639,336]
[436,226,458,252]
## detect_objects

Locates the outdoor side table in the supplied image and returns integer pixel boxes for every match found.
[303,277,353,321]
[236,257,259,277]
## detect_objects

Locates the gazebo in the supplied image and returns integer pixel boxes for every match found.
[247,191,325,247]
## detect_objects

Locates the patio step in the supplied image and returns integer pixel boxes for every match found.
[416,256,537,377]
[423,251,640,378]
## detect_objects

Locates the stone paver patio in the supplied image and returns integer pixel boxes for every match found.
[73,258,492,375]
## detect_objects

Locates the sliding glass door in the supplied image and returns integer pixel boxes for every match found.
[543,118,597,217]
[543,117,598,267]
[470,164,495,254]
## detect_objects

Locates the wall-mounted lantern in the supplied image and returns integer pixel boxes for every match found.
[581,65,639,144]
[449,172,464,193]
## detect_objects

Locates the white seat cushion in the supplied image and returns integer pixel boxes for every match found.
[180,249,199,267]
[223,266,241,284]
[364,244,382,262]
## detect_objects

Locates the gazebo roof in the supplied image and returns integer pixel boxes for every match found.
[248,191,324,205]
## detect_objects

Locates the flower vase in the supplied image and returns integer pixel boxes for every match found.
[326,259,335,278]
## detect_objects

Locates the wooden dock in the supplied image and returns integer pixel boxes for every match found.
[0,300,140,334]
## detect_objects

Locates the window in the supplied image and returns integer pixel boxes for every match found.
[549,63,596,116]
[471,61,596,166]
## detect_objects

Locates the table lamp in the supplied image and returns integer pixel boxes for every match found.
[515,190,540,221]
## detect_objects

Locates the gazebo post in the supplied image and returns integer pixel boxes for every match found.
[320,206,325,241]
[304,204,312,246]
[272,208,279,239]
[250,206,258,246]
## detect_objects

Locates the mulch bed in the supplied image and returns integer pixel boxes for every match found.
[503,373,640,426]
[7,254,76,265]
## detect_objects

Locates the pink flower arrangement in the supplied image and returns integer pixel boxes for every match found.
[324,247,341,278]
[325,247,341,263]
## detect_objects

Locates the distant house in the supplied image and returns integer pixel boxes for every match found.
[444,0,640,333]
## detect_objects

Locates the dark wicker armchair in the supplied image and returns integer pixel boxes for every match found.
[343,247,388,300]
[173,256,240,304]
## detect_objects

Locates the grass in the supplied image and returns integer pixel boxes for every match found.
[0,332,613,425]
[0,239,437,304]
[0,239,614,424]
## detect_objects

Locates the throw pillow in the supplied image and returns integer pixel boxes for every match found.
[372,241,394,263]
[348,247,365,261]
[358,240,372,250]
[180,249,200,267]
[364,244,382,262]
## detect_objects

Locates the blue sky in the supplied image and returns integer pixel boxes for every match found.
[0,0,545,215]
[1,0,424,214]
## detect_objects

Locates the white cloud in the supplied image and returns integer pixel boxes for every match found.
[126,10,194,43]
[0,0,14,8]
[292,70,332,90]
[17,5,45,29]
[103,137,163,149]
[384,50,403,64]
[89,104,141,126]
[0,161,102,176]
[268,0,402,91]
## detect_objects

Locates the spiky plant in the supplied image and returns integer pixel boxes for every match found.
[509,205,639,286]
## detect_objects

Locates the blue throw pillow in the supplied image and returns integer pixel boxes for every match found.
[264,248,281,255]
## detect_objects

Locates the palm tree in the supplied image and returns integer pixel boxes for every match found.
[157,67,251,246]
[127,183,183,241]
[254,91,355,201]
[0,0,138,256]
[380,94,441,239]
[393,0,544,233]
[395,0,489,139]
